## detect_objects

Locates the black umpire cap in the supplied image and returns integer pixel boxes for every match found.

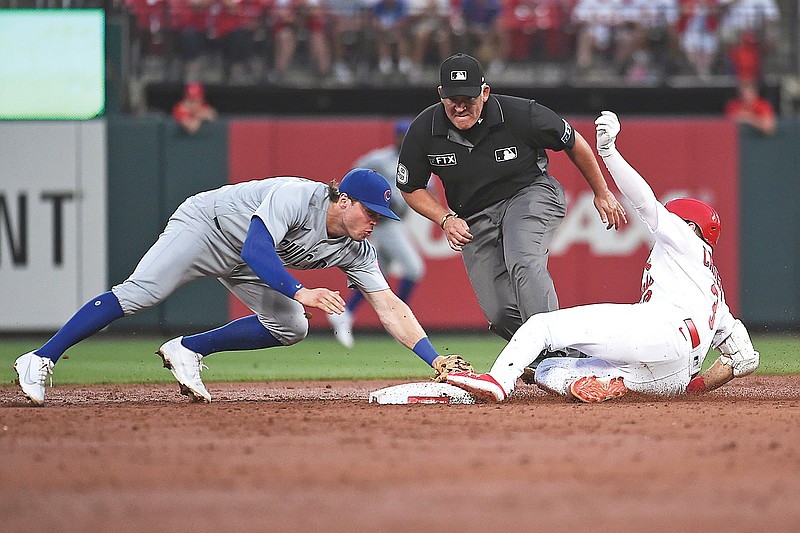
[439,53,485,99]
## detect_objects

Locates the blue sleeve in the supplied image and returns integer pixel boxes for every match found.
[241,217,304,299]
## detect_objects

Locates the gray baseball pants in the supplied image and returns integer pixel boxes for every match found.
[461,176,567,340]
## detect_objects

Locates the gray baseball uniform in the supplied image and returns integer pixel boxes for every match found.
[111,177,388,344]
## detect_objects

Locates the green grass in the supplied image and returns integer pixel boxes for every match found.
[1,332,797,386]
[0,332,507,385]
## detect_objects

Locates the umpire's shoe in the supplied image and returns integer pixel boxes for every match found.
[157,337,211,403]
[14,351,54,406]
[521,349,586,384]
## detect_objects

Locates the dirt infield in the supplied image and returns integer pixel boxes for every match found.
[2,376,800,532]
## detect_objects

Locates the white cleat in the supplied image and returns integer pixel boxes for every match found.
[157,337,211,403]
[14,351,54,406]
[327,310,354,348]
[446,371,508,402]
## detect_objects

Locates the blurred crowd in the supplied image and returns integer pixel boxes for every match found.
[5,0,783,86]
[117,0,782,85]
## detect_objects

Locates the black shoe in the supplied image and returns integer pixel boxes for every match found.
[523,349,586,381]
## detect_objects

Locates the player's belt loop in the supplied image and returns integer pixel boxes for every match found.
[684,318,700,349]
[213,216,222,231]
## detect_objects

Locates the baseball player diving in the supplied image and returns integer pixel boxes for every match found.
[13,169,472,405]
[447,111,759,402]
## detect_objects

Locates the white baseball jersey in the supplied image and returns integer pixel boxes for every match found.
[487,148,738,396]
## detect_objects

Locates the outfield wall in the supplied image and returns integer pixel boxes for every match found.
[226,117,741,332]
[0,121,107,331]
[1,115,795,332]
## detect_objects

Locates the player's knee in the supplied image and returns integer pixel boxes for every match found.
[533,359,571,396]
[270,319,309,346]
[111,281,163,316]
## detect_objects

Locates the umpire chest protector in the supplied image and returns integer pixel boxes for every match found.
[398,94,575,218]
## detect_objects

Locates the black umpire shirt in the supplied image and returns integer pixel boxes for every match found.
[396,94,576,219]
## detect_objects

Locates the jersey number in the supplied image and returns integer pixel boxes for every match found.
[709,283,719,330]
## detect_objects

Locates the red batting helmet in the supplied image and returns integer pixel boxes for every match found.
[665,198,721,247]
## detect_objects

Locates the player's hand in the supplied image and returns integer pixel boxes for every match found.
[594,190,627,230]
[294,287,346,315]
[595,110,620,157]
[443,216,473,252]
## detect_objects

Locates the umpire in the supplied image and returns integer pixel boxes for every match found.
[397,53,627,342]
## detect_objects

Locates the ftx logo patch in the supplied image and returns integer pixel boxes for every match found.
[428,153,457,166]
[495,147,517,162]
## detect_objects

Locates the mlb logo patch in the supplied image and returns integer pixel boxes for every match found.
[450,70,468,81]
[495,147,517,162]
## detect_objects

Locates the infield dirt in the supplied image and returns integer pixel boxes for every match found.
[2,375,799,532]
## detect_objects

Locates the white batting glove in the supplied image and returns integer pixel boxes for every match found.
[595,110,620,157]
[718,319,760,377]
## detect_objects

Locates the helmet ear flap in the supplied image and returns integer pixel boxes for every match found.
[665,198,721,247]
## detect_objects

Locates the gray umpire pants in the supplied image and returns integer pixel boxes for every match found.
[461,176,567,340]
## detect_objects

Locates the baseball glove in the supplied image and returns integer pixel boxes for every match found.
[432,354,474,382]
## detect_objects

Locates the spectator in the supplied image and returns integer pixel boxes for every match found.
[406,0,453,81]
[571,0,624,74]
[617,0,680,82]
[500,0,571,64]
[125,0,169,70]
[637,0,680,77]
[208,0,261,83]
[453,0,504,74]
[327,0,371,84]
[172,81,218,134]
[724,80,776,135]
[370,0,413,76]
[170,0,214,81]
[676,0,721,77]
[719,0,779,81]
[270,0,332,82]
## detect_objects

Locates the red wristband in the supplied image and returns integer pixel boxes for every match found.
[686,376,706,393]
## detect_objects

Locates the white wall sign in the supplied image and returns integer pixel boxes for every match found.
[0,121,107,330]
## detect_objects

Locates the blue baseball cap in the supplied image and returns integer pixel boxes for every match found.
[339,168,401,220]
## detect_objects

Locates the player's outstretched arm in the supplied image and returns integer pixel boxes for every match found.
[595,111,662,229]
[566,130,627,230]
[362,288,474,375]
[363,288,427,350]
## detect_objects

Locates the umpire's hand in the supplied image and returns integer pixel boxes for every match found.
[443,216,473,252]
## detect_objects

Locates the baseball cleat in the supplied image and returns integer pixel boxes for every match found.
[157,337,211,403]
[569,376,627,403]
[446,371,508,402]
[14,351,54,406]
[327,310,354,348]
